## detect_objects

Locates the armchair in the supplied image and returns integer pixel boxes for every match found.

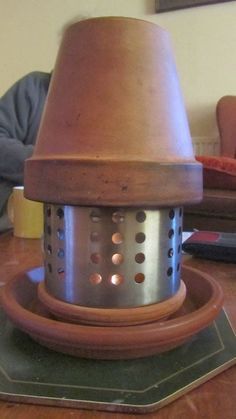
[183,96,236,232]
[217,95,236,158]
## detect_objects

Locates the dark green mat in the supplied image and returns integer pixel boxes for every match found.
[0,307,235,413]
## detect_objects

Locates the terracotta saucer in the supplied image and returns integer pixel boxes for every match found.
[37,280,187,326]
[0,265,224,359]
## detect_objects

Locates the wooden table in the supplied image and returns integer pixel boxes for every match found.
[0,230,235,419]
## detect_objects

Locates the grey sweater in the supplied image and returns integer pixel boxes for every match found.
[0,71,50,228]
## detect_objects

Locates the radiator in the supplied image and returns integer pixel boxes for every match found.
[192,136,220,156]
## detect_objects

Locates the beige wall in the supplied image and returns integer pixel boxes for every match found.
[1,0,236,149]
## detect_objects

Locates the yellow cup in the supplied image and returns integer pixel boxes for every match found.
[7,186,44,238]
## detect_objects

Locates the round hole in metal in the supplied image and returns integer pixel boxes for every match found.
[110,274,124,286]
[57,248,64,259]
[135,253,145,263]
[90,253,101,264]
[90,211,101,223]
[112,232,123,244]
[90,231,101,242]
[168,248,174,258]
[169,209,175,219]
[135,232,145,243]
[56,207,64,219]
[136,211,146,223]
[111,253,124,265]
[89,273,102,285]
[112,211,125,224]
[47,244,52,255]
[57,228,65,240]
[134,273,145,283]
[168,229,174,239]
[46,207,51,217]
[167,267,173,277]
[57,267,64,278]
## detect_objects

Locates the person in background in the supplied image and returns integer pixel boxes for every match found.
[0,71,51,231]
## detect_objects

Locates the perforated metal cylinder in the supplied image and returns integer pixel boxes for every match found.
[43,205,183,308]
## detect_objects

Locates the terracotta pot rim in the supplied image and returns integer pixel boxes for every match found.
[24,160,202,206]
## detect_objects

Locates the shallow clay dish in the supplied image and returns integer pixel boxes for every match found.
[1,265,224,359]
[37,280,187,326]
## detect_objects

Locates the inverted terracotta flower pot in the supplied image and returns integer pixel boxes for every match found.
[24,17,202,207]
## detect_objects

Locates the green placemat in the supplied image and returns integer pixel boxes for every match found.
[0,308,235,413]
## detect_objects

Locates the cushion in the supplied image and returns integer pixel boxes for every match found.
[196,156,236,190]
